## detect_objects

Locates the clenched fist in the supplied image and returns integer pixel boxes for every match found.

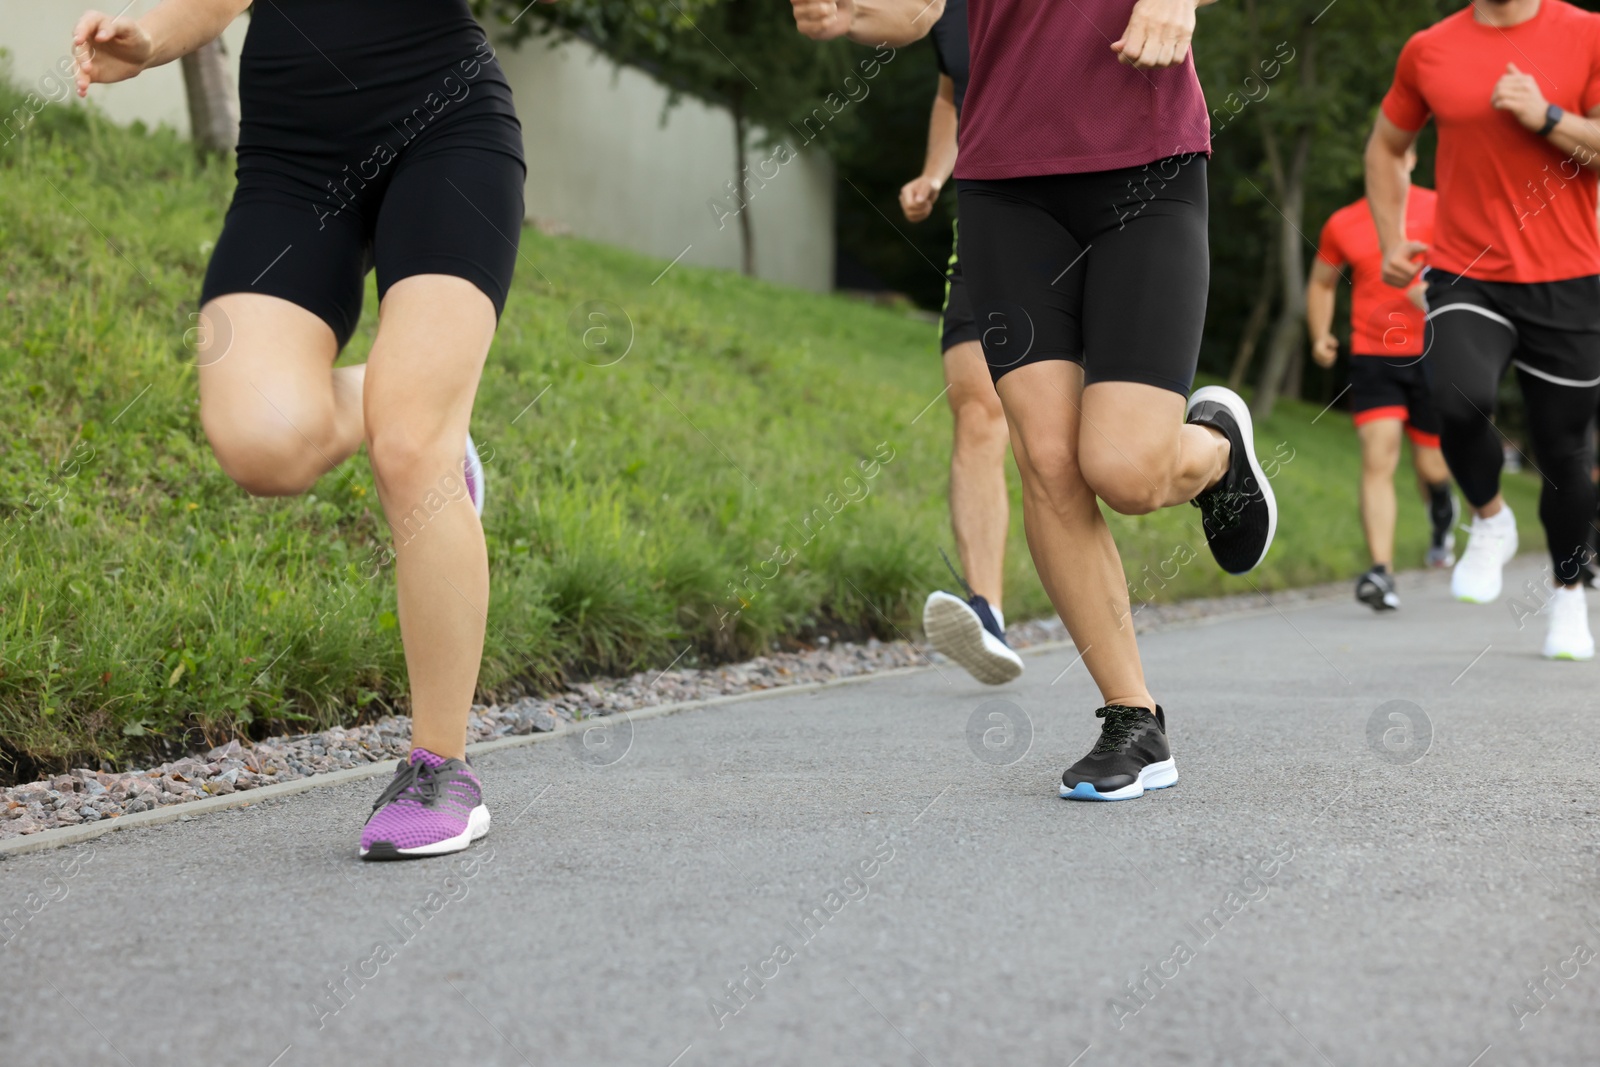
[791,0,854,41]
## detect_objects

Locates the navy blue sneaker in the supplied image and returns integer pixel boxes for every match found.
[1060,705,1177,801]
[923,590,1024,685]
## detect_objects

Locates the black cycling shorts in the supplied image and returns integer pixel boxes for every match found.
[201,124,524,352]
[941,218,980,353]
[955,155,1209,394]
[1348,355,1441,446]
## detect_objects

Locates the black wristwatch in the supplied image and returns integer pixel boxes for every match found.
[1539,103,1565,137]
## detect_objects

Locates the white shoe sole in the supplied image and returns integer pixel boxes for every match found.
[922,591,1023,685]
[1060,759,1178,801]
[1543,646,1595,661]
[361,805,491,858]
[1187,385,1278,574]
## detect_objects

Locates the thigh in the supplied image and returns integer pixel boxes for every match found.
[956,178,1084,382]
[1078,155,1209,397]
[365,274,498,444]
[196,293,341,439]
[993,360,1087,481]
[941,222,981,354]
[1422,278,1518,415]
[374,134,525,318]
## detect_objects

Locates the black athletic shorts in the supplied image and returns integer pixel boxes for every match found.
[200,0,527,352]
[1423,270,1600,390]
[1348,356,1441,446]
[941,218,980,353]
[955,155,1208,394]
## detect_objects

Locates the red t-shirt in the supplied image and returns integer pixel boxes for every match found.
[1380,1,1600,283]
[1316,189,1437,356]
[954,0,1211,180]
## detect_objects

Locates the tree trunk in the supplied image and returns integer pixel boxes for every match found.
[730,95,755,277]
[1228,238,1279,393]
[1252,26,1316,420]
[179,38,239,157]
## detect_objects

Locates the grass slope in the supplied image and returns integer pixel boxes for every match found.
[0,81,1544,778]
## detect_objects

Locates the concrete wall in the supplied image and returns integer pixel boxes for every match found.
[0,4,835,292]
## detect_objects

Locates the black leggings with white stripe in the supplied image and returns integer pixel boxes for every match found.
[1424,271,1600,583]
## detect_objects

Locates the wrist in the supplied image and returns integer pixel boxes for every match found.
[1538,103,1564,137]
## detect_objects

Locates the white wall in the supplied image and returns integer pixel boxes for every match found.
[0,0,248,136]
[0,5,835,292]
[498,34,835,292]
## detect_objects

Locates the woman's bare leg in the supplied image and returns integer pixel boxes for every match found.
[363,275,496,760]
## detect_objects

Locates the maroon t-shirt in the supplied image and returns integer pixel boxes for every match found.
[954,0,1212,179]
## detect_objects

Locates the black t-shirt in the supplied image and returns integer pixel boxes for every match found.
[930,0,969,118]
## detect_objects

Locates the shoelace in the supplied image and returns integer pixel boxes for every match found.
[370,758,445,813]
[1090,705,1151,754]
[1462,522,1506,564]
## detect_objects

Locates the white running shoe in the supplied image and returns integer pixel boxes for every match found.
[464,433,486,516]
[1542,585,1594,661]
[922,590,1024,685]
[1451,506,1517,603]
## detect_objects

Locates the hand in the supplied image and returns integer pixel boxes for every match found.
[72,10,152,95]
[1491,63,1550,133]
[1380,239,1428,289]
[1112,0,1198,71]
[1311,334,1338,368]
[899,175,941,222]
[791,0,854,41]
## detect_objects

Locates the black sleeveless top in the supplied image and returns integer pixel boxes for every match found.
[237,0,522,164]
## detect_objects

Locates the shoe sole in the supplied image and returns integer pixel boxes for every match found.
[1355,583,1399,612]
[361,804,491,860]
[922,591,1024,685]
[1187,386,1278,575]
[1544,648,1595,661]
[1060,759,1178,801]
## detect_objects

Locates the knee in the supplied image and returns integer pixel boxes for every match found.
[949,381,1006,438]
[366,417,466,501]
[1014,438,1095,517]
[203,406,330,497]
[1080,448,1166,515]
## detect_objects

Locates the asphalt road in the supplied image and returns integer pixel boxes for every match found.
[3,558,1598,1067]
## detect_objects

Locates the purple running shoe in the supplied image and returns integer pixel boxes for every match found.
[464,433,486,517]
[360,748,489,860]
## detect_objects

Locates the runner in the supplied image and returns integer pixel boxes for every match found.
[795,0,1279,802]
[1307,159,1458,612]
[1366,0,1600,660]
[74,0,527,852]
[898,0,1023,685]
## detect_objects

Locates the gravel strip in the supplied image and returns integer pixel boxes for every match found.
[0,576,1359,838]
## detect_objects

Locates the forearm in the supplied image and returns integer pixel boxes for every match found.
[1364,141,1410,254]
[1305,282,1336,342]
[847,0,942,47]
[921,96,958,185]
[1547,113,1600,173]
[138,0,249,68]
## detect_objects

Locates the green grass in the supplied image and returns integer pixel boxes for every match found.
[0,79,1544,779]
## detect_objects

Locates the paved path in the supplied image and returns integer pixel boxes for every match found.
[4,558,1598,1066]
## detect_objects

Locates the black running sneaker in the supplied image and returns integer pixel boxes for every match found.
[1185,385,1277,575]
[1355,567,1400,612]
[1060,705,1177,801]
